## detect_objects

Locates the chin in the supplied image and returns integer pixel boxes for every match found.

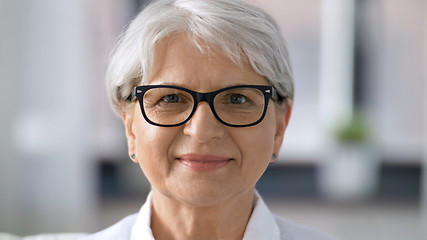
[171,183,240,206]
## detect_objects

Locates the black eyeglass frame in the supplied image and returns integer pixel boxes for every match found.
[134,85,280,127]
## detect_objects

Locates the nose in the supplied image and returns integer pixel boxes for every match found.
[183,102,225,142]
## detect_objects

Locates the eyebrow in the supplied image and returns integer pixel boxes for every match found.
[145,82,256,91]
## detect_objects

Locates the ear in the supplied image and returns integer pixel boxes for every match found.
[271,98,293,163]
[122,112,138,163]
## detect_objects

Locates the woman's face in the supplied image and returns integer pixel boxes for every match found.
[123,33,291,206]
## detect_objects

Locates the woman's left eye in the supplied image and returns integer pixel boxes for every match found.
[229,94,247,104]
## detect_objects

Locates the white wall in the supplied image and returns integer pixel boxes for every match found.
[0,0,130,234]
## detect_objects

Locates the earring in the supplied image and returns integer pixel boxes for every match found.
[270,153,277,165]
[130,153,135,159]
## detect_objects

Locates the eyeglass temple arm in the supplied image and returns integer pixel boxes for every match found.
[271,87,284,102]
[126,88,138,102]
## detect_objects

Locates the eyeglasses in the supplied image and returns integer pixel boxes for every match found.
[134,85,280,127]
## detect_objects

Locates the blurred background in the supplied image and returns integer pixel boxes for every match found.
[0,0,425,239]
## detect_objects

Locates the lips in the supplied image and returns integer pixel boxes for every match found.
[176,154,231,171]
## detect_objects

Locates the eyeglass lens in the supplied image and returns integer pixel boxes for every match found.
[141,87,266,126]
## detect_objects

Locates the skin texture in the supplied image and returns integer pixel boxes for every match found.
[123,33,292,240]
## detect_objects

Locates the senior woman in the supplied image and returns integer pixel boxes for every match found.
[83,0,334,239]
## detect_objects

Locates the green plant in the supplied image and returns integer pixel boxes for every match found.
[336,111,369,143]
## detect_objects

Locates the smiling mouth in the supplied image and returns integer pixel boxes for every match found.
[176,154,232,171]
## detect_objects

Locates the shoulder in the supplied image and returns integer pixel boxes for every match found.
[274,214,336,240]
[0,233,88,240]
[79,214,138,240]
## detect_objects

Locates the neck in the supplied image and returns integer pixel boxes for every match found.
[150,189,255,240]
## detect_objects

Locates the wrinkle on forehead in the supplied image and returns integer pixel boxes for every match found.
[149,33,266,90]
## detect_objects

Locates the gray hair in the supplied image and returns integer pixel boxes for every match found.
[107,0,294,115]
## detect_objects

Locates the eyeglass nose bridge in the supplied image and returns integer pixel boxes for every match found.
[189,91,220,122]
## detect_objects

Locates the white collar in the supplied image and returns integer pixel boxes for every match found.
[130,191,281,240]
[130,192,155,240]
[243,191,281,239]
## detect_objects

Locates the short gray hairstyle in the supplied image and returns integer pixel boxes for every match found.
[106,0,294,115]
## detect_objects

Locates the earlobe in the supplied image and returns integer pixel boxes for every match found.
[122,113,137,163]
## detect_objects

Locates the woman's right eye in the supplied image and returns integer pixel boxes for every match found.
[162,94,180,103]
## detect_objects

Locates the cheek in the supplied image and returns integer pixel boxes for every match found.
[132,114,178,183]
[245,110,276,157]
[235,112,276,180]
[239,129,274,163]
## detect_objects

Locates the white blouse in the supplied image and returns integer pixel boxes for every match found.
[81,191,335,240]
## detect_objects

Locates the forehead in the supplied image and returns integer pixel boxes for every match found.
[148,33,268,89]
